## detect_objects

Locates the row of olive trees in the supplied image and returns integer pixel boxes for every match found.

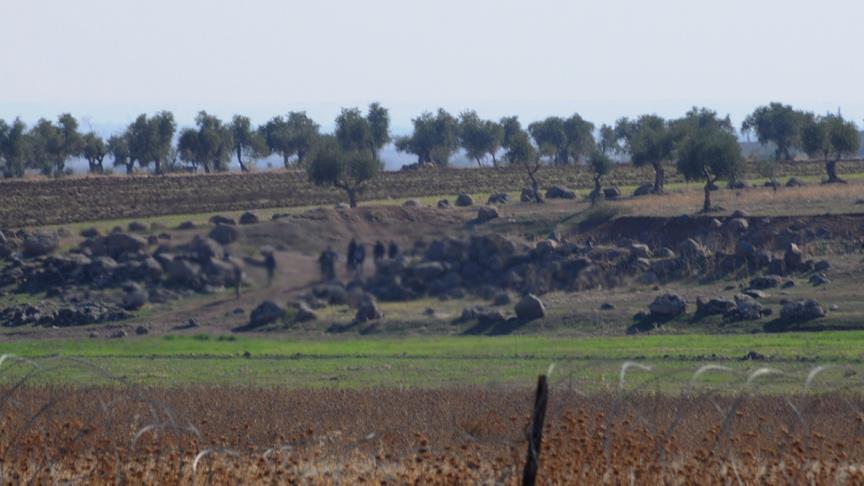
[0,104,391,177]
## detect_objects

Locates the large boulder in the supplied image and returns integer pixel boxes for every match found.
[403,198,422,208]
[209,224,239,245]
[411,261,446,280]
[455,193,474,207]
[355,295,383,322]
[633,183,654,197]
[749,275,782,290]
[696,297,736,316]
[249,300,286,327]
[186,235,224,262]
[725,218,749,233]
[786,177,805,188]
[209,215,236,225]
[293,302,318,323]
[649,293,687,318]
[733,293,764,320]
[121,282,149,310]
[23,232,59,257]
[780,299,826,322]
[487,193,510,205]
[545,185,576,199]
[477,206,500,223]
[678,238,708,260]
[166,259,201,286]
[520,188,543,203]
[735,240,756,258]
[784,243,804,272]
[514,294,546,321]
[437,199,450,209]
[103,232,148,258]
[603,187,622,200]
[238,212,260,225]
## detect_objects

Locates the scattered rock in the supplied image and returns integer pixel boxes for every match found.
[178,221,196,230]
[209,224,239,245]
[733,293,764,320]
[355,295,383,322]
[814,260,831,272]
[293,302,318,323]
[239,212,260,225]
[403,199,422,208]
[785,177,805,187]
[128,221,149,232]
[121,282,148,310]
[780,299,826,322]
[209,215,236,225]
[545,185,576,199]
[743,350,766,361]
[603,187,622,200]
[487,193,510,205]
[629,243,652,259]
[23,232,59,257]
[784,243,804,272]
[725,218,749,233]
[648,293,687,319]
[135,326,149,335]
[600,302,615,310]
[633,183,654,197]
[80,228,102,239]
[809,273,830,286]
[455,193,474,207]
[514,294,546,321]
[696,297,736,316]
[493,292,511,306]
[749,275,782,290]
[520,188,543,203]
[476,207,500,223]
[437,199,450,209]
[781,280,796,289]
[249,300,286,327]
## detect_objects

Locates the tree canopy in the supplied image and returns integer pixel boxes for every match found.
[259,112,320,168]
[801,113,861,183]
[80,132,107,174]
[458,111,503,168]
[741,102,805,161]
[615,115,675,193]
[395,109,460,166]
[230,115,267,172]
[176,111,233,173]
[0,118,29,178]
[676,117,743,212]
[126,112,176,174]
[307,136,381,208]
[527,114,595,165]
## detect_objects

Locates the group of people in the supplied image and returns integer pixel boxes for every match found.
[318,239,399,281]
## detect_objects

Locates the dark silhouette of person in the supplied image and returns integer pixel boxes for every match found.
[318,246,337,281]
[263,252,276,287]
[355,242,366,277]
[373,240,385,263]
[387,240,399,259]
[346,239,357,272]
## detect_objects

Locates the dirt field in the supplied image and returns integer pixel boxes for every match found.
[2,385,862,484]
[2,159,862,228]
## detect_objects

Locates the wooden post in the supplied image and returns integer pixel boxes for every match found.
[522,375,549,486]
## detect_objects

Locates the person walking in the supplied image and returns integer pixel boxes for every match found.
[263,251,276,287]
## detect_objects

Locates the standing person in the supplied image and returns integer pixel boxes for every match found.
[263,251,276,287]
[387,240,399,259]
[373,241,385,264]
[326,246,338,280]
[346,239,357,273]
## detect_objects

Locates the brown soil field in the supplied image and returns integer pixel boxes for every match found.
[2,159,862,228]
[2,385,863,484]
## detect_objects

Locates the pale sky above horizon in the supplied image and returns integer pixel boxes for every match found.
[1,0,863,133]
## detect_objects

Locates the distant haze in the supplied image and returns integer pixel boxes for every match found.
[2,0,863,161]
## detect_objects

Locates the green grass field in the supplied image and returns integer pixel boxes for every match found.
[2,332,862,392]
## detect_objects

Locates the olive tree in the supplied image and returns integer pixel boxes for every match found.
[394,109,460,166]
[0,118,29,178]
[230,115,267,172]
[588,150,613,207]
[176,111,233,173]
[259,112,319,167]
[127,111,176,174]
[80,132,107,174]
[616,115,675,193]
[801,113,860,183]
[107,134,134,175]
[741,102,805,161]
[504,124,543,202]
[307,136,380,208]
[458,110,503,168]
[675,123,743,213]
[27,114,81,176]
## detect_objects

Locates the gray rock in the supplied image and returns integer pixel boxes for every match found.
[209,215,236,225]
[239,212,260,225]
[545,185,576,199]
[603,187,622,200]
[633,183,654,197]
[696,297,736,316]
[514,294,546,321]
[186,235,224,262]
[809,273,830,286]
[487,193,510,205]
[784,243,804,271]
[726,218,749,233]
[629,243,652,259]
[355,296,383,322]
[103,232,148,258]
[477,206,500,223]
[678,238,708,260]
[403,198,422,208]
[178,221,196,230]
[455,193,474,207]
[814,260,831,272]
[437,199,450,209]
[135,326,149,335]
[785,177,805,187]
[493,292,511,305]
[411,261,446,280]
[167,259,201,285]
[735,240,756,257]
[734,293,764,320]
[649,293,687,318]
[121,282,149,310]
[23,232,59,257]
[520,188,543,203]
[600,302,615,310]
[293,302,317,322]
[780,299,826,321]
[249,300,286,327]
[209,224,239,245]
[128,221,149,232]
[749,275,782,290]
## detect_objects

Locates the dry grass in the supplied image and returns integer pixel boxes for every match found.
[1,383,863,484]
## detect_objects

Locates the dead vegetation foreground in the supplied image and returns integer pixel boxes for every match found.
[1,385,863,484]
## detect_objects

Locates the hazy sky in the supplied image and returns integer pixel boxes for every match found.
[2,0,862,132]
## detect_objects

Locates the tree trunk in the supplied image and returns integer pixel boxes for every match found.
[347,188,358,208]
[591,175,602,207]
[490,152,498,168]
[475,157,483,168]
[126,161,134,175]
[703,177,714,213]
[236,147,248,172]
[154,159,162,175]
[283,153,291,169]
[826,159,845,183]
[652,161,664,193]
